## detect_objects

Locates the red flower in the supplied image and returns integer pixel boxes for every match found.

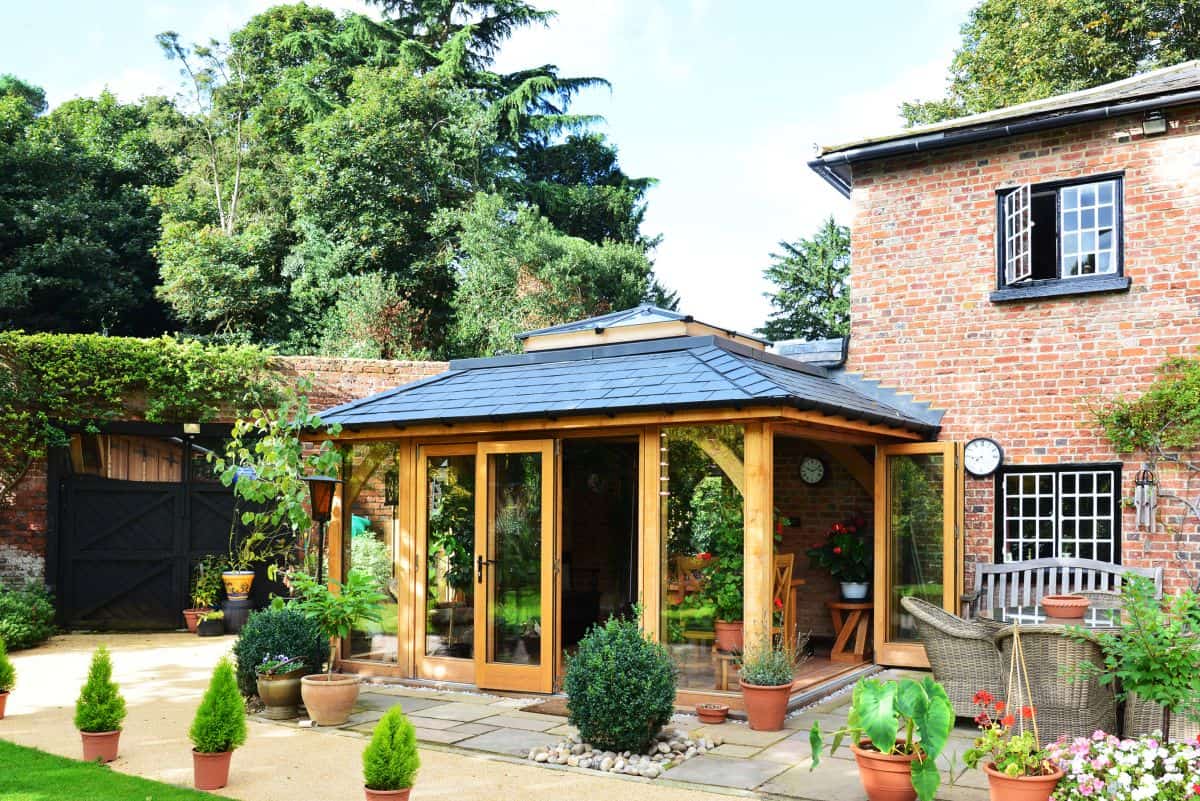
[1001,715,1015,728]
[1021,706,1035,720]
[697,552,712,561]
[1192,783,1200,795]
[832,546,843,555]
[774,597,784,610]
[973,690,994,706]
[994,700,1006,713]
[775,522,783,535]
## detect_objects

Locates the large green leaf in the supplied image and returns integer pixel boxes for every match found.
[809,721,823,768]
[854,680,899,753]
[914,677,954,760]
[910,757,942,801]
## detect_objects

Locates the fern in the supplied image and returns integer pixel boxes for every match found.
[189,658,247,753]
[74,646,126,733]
[362,707,420,791]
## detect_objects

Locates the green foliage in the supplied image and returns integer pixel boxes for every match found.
[758,217,850,342]
[1095,355,1200,454]
[738,637,807,687]
[231,606,326,696]
[0,637,15,692]
[189,555,225,608]
[291,570,385,676]
[426,458,475,594]
[901,0,1200,126]
[963,693,1052,778]
[74,646,127,734]
[810,676,954,801]
[807,516,871,583]
[189,658,247,753]
[691,476,744,622]
[0,581,56,650]
[362,707,420,791]
[351,533,393,593]
[564,614,676,753]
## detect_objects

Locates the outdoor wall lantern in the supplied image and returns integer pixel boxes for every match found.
[1142,110,1168,136]
[303,474,342,583]
[1133,468,1158,533]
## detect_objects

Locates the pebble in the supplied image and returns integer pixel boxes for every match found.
[534,751,549,763]
[524,730,716,780]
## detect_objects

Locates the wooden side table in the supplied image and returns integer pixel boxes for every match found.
[827,601,873,664]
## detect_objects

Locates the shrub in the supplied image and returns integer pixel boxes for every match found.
[363,707,420,791]
[190,658,246,754]
[0,638,14,692]
[74,646,126,733]
[189,555,225,608]
[291,570,384,677]
[232,606,325,697]
[739,633,809,687]
[0,581,55,650]
[351,533,392,592]
[564,614,676,752]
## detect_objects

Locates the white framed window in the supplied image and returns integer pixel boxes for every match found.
[996,464,1120,563]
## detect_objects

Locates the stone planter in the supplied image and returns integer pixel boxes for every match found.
[257,669,305,720]
[740,680,791,731]
[193,749,233,790]
[80,730,121,763]
[301,673,361,726]
[983,762,1063,801]
[850,740,918,801]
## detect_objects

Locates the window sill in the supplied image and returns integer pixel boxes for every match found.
[990,275,1131,303]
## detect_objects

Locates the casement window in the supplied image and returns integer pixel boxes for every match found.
[995,464,1121,564]
[993,174,1129,302]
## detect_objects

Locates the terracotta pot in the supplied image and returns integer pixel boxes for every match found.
[182,608,207,633]
[850,740,918,801]
[713,620,744,653]
[301,673,361,726]
[740,680,791,731]
[80,729,121,763]
[364,787,412,801]
[257,669,305,720]
[983,762,1064,801]
[0,690,8,719]
[193,749,233,790]
[695,703,729,725]
[1042,595,1089,619]
[221,570,255,601]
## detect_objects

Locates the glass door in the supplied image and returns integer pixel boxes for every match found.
[474,441,555,693]
[874,442,962,667]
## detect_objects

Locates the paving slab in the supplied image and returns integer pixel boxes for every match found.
[455,728,563,757]
[664,754,788,790]
[339,709,384,728]
[357,692,442,714]
[416,702,502,722]
[476,713,560,732]
[546,724,579,738]
[757,731,812,763]
[405,715,466,730]
[692,723,792,747]
[444,722,498,738]
[760,759,865,801]
[711,743,762,758]
[414,726,479,744]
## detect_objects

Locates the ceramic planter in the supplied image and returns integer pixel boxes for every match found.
[740,680,791,731]
[301,673,361,726]
[257,669,305,720]
[197,617,224,637]
[983,762,1063,801]
[850,740,918,801]
[713,620,744,653]
[364,787,412,801]
[0,690,8,719]
[182,608,207,633]
[1041,594,1089,619]
[695,703,729,725]
[193,749,233,790]
[841,582,870,601]
[80,730,121,763]
[221,570,255,601]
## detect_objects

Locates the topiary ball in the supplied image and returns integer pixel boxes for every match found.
[231,606,326,697]
[564,615,676,753]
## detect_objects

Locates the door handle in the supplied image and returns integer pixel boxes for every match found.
[477,555,498,583]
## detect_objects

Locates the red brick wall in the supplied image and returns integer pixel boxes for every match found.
[0,356,446,585]
[846,104,1200,592]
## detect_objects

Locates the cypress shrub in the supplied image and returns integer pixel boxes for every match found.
[362,707,420,791]
[0,582,55,650]
[564,614,676,752]
[231,606,325,696]
[0,638,14,693]
[189,658,246,753]
[74,646,126,732]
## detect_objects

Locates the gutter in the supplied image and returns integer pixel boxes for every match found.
[809,88,1200,197]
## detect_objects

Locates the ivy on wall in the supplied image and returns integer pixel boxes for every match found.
[0,332,277,502]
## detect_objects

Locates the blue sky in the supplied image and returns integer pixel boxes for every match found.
[3,0,976,334]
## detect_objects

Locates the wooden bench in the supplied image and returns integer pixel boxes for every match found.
[963,557,1163,617]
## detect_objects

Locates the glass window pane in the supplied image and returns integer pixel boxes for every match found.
[1063,211,1079,231]
[1080,185,1096,206]
[347,443,400,663]
[1062,233,1078,255]
[424,454,476,659]
[1080,254,1096,274]
[1063,187,1078,209]
[1099,181,1113,203]
[1098,253,1111,273]
[489,452,544,666]
[1081,209,1095,229]
[1099,206,1113,227]
[887,453,944,643]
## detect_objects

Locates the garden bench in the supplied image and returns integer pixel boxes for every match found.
[963,557,1162,617]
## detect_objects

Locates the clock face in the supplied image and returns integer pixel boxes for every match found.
[800,456,826,485]
[964,437,1004,477]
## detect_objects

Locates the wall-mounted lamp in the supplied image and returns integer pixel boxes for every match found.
[1133,468,1158,533]
[1142,111,1168,136]
[182,423,201,435]
[303,474,342,584]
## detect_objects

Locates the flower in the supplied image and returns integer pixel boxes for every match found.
[1021,705,1035,720]
[773,597,783,610]
[832,546,842,555]
[697,551,712,561]
[973,690,994,705]
[994,700,1007,713]
[775,522,783,535]
[1001,715,1015,727]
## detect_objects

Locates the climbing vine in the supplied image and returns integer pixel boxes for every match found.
[0,332,277,504]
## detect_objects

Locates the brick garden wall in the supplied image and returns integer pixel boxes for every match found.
[845,103,1200,593]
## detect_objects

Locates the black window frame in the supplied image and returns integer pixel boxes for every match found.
[992,172,1130,303]
[993,462,1122,564]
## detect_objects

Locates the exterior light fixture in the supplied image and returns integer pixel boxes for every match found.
[1133,468,1158,533]
[1142,111,1167,136]
[182,422,201,435]
[303,474,342,583]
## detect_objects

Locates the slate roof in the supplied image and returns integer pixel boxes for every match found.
[320,334,940,435]
[516,303,770,345]
[771,337,848,368]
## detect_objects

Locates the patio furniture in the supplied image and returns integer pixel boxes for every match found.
[1123,692,1200,741]
[772,553,795,646]
[901,596,1004,716]
[980,604,1122,630]
[995,624,1117,743]
[964,558,1162,617]
[827,601,873,664]
[668,555,705,605]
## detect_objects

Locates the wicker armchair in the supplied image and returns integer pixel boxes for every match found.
[1123,693,1200,741]
[995,625,1117,743]
[900,596,1005,717]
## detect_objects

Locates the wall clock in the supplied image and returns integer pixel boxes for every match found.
[964,437,1004,478]
[800,456,827,485]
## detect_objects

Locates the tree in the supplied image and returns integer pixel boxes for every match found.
[758,217,850,342]
[902,0,1200,126]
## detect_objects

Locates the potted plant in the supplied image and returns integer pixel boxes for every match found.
[362,707,420,800]
[691,477,745,652]
[185,555,224,633]
[810,676,954,801]
[964,691,1061,801]
[255,654,306,720]
[74,645,127,763]
[695,702,729,724]
[807,515,871,600]
[0,637,14,719]
[293,570,384,726]
[190,657,246,790]
[197,609,225,637]
[738,634,806,731]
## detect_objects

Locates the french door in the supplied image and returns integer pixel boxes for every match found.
[473,441,555,692]
[874,442,963,667]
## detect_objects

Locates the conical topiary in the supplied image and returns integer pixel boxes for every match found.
[363,707,420,791]
[0,638,15,693]
[189,658,246,754]
[74,646,125,733]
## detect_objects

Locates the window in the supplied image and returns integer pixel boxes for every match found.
[994,175,1129,301]
[995,464,1120,564]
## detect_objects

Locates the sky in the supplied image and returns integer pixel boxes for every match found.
[2,0,977,335]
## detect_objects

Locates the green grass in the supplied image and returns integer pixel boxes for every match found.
[0,739,221,800]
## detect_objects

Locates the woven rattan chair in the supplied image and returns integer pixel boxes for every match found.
[1123,693,1200,741]
[995,625,1117,743]
[900,596,1005,717]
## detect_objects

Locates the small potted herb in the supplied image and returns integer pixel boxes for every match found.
[362,707,420,800]
[963,691,1061,801]
[190,658,246,790]
[197,609,225,637]
[185,555,224,633]
[255,654,306,720]
[74,645,127,763]
[0,638,15,719]
[738,634,808,731]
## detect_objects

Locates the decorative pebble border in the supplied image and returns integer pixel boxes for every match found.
[526,726,719,779]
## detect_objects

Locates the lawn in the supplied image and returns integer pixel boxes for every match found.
[0,739,220,801]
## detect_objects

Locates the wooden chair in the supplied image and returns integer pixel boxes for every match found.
[772,553,795,646]
[668,555,705,605]
[963,558,1163,617]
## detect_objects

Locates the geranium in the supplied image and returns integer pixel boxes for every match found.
[964,691,1055,778]
[1048,733,1200,801]
[806,513,871,583]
